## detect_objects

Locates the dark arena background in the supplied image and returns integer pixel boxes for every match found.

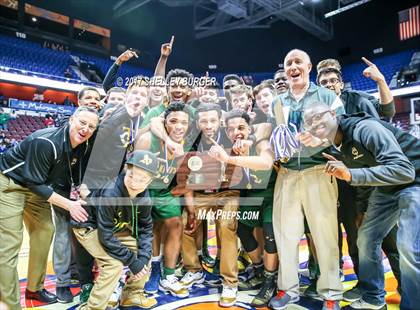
[0,0,419,310]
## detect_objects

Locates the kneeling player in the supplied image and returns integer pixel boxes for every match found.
[73,151,158,310]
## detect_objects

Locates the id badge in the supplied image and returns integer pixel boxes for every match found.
[70,183,80,201]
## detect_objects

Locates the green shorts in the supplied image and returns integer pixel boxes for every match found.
[239,183,274,227]
[149,190,182,220]
[239,199,273,227]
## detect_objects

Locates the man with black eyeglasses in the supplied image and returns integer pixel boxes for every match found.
[317,58,395,119]
[303,102,420,310]
[316,59,401,303]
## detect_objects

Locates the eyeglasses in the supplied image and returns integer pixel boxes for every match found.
[304,110,331,127]
[319,78,340,87]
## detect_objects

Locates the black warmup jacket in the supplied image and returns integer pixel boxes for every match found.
[338,113,420,193]
[79,173,153,274]
[0,125,89,199]
[341,90,395,119]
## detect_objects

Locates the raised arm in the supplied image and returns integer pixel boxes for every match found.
[208,138,274,171]
[154,36,174,78]
[361,57,395,117]
[103,49,138,92]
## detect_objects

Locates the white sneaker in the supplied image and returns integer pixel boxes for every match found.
[180,271,205,288]
[219,284,237,307]
[349,299,387,310]
[159,274,189,298]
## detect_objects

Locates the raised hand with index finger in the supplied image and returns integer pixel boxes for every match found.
[208,137,229,162]
[161,35,174,57]
[361,56,385,83]
[116,49,138,65]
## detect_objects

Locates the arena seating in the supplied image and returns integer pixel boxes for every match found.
[3,114,46,141]
[0,34,76,79]
[0,33,417,91]
[0,34,151,84]
[391,113,411,131]
[341,50,416,91]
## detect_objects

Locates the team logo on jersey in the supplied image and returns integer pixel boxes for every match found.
[352,146,364,159]
[120,127,131,148]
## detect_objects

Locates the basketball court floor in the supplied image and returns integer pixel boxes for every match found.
[17,225,400,310]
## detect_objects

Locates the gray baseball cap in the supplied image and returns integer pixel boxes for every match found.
[126,150,158,175]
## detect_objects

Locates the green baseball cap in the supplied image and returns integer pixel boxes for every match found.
[126,150,158,175]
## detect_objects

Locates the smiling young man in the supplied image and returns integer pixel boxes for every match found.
[273,69,289,95]
[208,109,278,307]
[303,102,420,310]
[140,69,194,129]
[179,104,242,307]
[0,107,99,310]
[135,102,196,298]
[78,87,101,110]
[74,150,158,310]
[270,49,345,310]
[316,64,401,301]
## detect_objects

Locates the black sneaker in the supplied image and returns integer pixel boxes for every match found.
[56,286,74,303]
[303,279,318,299]
[343,285,362,302]
[25,288,57,304]
[238,273,264,291]
[250,272,277,307]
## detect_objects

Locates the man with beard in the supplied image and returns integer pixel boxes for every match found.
[303,102,420,310]
[269,49,345,310]
[273,69,289,95]
[208,109,279,307]
[135,102,196,298]
[316,61,400,302]
[179,104,241,307]
[0,107,99,310]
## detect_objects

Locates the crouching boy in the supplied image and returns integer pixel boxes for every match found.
[72,150,158,310]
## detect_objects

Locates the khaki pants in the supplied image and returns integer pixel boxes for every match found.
[273,166,343,300]
[182,190,239,287]
[0,173,54,310]
[73,228,148,310]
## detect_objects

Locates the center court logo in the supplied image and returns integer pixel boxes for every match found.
[197,209,260,221]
